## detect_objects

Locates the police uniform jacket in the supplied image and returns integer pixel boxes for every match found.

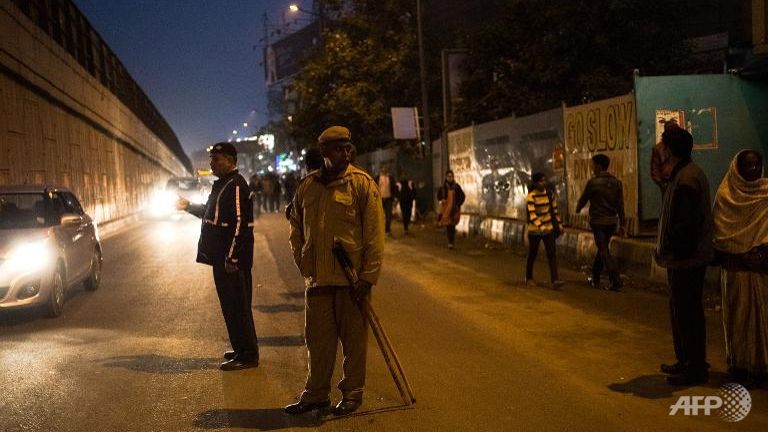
[289,164,385,288]
[187,170,254,268]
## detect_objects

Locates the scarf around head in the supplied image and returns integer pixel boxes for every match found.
[712,150,768,254]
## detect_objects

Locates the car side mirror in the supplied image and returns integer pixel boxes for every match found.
[60,213,82,226]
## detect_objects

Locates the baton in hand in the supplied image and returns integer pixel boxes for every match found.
[332,240,416,405]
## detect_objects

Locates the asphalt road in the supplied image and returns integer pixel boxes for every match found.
[1,213,766,431]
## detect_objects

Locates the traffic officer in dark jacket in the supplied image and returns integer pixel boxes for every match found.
[576,154,626,291]
[176,142,259,371]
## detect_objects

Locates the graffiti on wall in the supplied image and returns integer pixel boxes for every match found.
[564,94,639,233]
[447,109,565,220]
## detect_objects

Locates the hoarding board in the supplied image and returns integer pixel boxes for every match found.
[564,94,639,233]
[635,75,768,220]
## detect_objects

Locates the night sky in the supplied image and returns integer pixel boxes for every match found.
[73,0,313,156]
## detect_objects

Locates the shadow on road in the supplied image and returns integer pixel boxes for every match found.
[0,308,41,327]
[194,408,321,430]
[608,374,677,399]
[259,335,304,347]
[279,291,306,301]
[608,371,734,399]
[100,354,220,374]
[254,304,304,313]
[194,405,414,430]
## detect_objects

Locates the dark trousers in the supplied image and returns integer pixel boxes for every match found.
[591,223,620,287]
[400,203,412,233]
[447,224,456,245]
[526,233,559,283]
[667,266,707,370]
[212,264,259,360]
[382,198,393,233]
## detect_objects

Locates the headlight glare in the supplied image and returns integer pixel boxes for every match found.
[4,240,53,273]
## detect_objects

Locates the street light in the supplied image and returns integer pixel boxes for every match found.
[288,2,323,32]
[416,0,430,157]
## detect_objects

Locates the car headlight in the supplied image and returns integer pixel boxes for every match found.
[149,191,177,215]
[4,240,53,273]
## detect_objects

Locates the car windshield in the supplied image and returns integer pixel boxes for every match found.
[0,193,52,229]
[166,178,199,191]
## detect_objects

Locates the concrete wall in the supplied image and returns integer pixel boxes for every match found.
[0,1,189,224]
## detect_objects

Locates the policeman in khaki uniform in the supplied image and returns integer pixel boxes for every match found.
[285,126,385,416]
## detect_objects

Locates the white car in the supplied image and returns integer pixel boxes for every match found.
[146,177,207,219]
[0,185,102,318]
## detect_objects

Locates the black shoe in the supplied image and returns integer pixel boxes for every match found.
[667,370,708,386]
[284,400,331,415]
[588,277,600,289]
[219,358,259,371]
[332,399,362,416]
[224,350,236,360]
[607,284,622,292]
[660,362,685,375]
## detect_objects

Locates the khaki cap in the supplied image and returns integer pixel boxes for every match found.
[318,126,351,144]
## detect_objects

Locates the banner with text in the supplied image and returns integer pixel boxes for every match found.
[564,94,639,233]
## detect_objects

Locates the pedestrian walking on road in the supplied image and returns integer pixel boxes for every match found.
[437,170,465,249]
[261,174,275,212]
[576,154,626,291]
[249,174,261,219]
[176,142,259,371]
[376,165,397,236]
[286,126,385,416]
[398,177,415,236]
[525,173,564,289]
[713,149,768,386]
[654,127,713,386]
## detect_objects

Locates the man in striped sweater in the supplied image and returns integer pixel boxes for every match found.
[525,172,564,289]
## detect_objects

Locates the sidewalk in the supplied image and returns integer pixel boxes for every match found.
[394,214,723,308]
[451,214,722,294]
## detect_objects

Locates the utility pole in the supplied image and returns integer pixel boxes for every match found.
[417,0,430,157]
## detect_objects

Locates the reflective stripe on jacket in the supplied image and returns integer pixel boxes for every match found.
[187,170,254,267]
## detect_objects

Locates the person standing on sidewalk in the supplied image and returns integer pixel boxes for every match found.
[651,120,679,194]
[713,149,768,386]
[654,127,713,386]
[176,142,259,371]
[398,177,415,236]
[286,126,385,416]
[437,170,465,249]
[575,154,626,291]
[525,172,564,289]
[375,166,397,236]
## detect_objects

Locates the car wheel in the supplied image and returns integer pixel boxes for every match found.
[46,269,65,318]
[83,248,102,291]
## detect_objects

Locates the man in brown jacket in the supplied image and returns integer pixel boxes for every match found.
[285,126,385,416]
